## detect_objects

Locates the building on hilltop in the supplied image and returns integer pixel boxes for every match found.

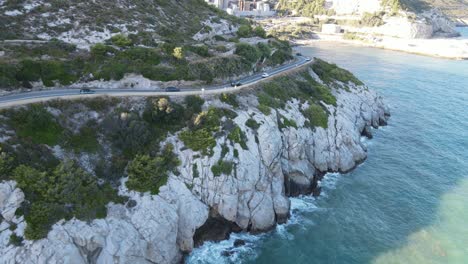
[205,0,230,10]
[228,1,275,17]
[205,0,275,17]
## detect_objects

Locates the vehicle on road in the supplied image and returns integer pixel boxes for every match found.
[79,88,95,94]
[305,57,311,61]
[165,86,180,92]
[261,73,270,78]
[296,52,302,56]
[231,82,242,87]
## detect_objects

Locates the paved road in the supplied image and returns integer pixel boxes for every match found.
[0,56,310,107]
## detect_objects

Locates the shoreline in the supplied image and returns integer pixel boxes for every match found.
[190,118,389,253]
[295,33,468,60]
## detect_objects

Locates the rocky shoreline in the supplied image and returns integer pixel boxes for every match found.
[0,66,390,263]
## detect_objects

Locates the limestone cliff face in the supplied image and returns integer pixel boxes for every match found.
[0,70,389,263]
[341,8,459,39]
[324,0,459,38]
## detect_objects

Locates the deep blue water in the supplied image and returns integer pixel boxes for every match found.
[188,42,468,264]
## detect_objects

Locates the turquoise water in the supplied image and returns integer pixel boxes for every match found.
[187,43,468,264]
[457,26,468,38]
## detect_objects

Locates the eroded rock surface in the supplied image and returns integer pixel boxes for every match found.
[0,76,389,263]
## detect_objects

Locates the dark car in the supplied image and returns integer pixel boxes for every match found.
[296,52,302,56]
[165,86,180,92]
[79,88,95,94]
[230,82,242,87]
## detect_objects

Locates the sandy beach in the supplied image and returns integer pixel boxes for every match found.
[296,33,468,60]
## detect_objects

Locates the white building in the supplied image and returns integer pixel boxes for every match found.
[321,24,342,34]
[227,1,275,17]
[205,0,229,10]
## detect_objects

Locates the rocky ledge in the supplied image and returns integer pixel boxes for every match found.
[0,64,389,263]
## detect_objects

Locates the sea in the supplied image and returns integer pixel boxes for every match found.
[187,27,468,264]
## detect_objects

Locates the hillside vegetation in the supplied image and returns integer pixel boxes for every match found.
[0,0,239,42]
[0,0,293,90]
[0,60,359,242]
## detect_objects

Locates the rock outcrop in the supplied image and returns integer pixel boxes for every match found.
[342,8,459,39]
[0,70,389,263]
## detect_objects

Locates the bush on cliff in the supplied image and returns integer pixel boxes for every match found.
[9,105,64,146]
[126,144,180,194]
[211,160,234,176]
[302,103,329,128]
[312,59,363,86]
[12,161,121,240]
[235,43,261,64]
[228,126,248,150]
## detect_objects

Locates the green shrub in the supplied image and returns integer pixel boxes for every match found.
[312,59,363,86]
[214,45,229,52]
[180,129,216,156]
[220,93,239,107]
[245,118,260,130]
[184,95,205,118]
[360,12,385,27]
[253,26,267,38]
[40,60,77,86]
[257,104,271,115]
[9,233,23,246]
[101,113,154,159]
[220,144,229,159]
[0,147,13,179]
[235,43,261,64]
[91,43,116,58]
[110,34,133,47]
[0,63,19,89]
[228,126,248,150]
[279,115,298,129]
[9,105,64,146]
[300,72,337,106]
[186,45,210,57]
[211,160,233,176]
[192,163,200,178]
[237,24,252,38]
[13,161,120,240]
[65,124,100,153]
[302,103,329,128]
[257,42,271,59]
[126,144,180,194]
[214,35,226,41]
[267,50,293,65]
[15,60,41,83]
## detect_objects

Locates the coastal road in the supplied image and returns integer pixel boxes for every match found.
[0,55,310,108]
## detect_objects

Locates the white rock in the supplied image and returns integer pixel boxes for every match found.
[0,69,389,263]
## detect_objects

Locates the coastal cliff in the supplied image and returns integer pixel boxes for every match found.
[0,60,389,263]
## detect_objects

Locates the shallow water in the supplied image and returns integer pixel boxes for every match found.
[456,26,468,38]
[187,42,468,264]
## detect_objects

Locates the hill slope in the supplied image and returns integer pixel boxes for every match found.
[0,0,240,44]
[0,0,293,91]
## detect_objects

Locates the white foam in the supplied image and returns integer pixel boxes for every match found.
[187,232,262,264]
[188,173,344,263]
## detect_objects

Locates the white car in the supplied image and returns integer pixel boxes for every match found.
[261,73,270,78]
[305,57,311,61]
